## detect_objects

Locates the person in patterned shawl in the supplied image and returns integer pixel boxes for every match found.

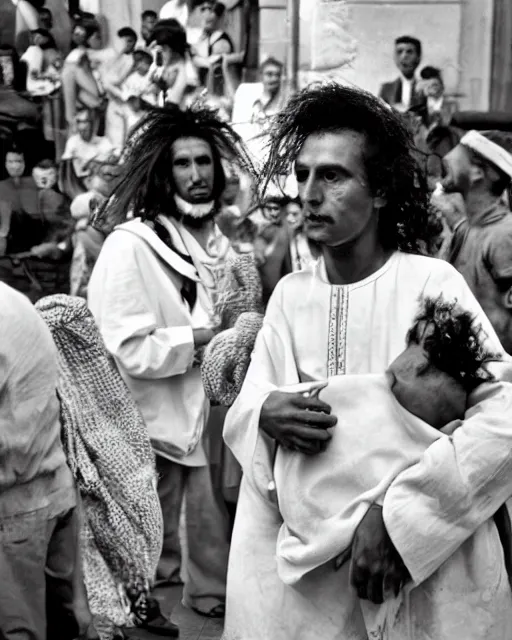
[88,103,254,622]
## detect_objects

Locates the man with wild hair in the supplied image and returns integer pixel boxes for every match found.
[88,103,254,626]
[442,130,512,354]
[222,83,512,639]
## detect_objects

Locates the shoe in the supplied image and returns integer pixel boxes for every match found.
[139,597,179,637]
[191,603,225,619]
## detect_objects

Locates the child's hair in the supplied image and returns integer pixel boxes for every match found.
[35,158,57,169]
[406,295,500,392]
[133,49,153,66]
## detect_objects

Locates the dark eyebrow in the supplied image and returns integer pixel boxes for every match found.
[295,163,349,173]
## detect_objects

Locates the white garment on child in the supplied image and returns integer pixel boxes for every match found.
[274,373,443,584]
[61,135,116,178]
[122,71,157,105]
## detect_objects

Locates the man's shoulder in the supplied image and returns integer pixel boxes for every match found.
[275,265,318,296]
[398,251,462,281]
[378,77,400,97]
[64,133,80,150]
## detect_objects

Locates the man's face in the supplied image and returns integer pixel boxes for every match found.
[261,64,282,95]
[76,113,94,141]
[263,201,283,224]
[394,42,420,79]
[286,201,303,231]
[33,32,51,48]
[424,77,443,99]
[295,130,379,247]
[171,137,215,204]
[39,10,53,30]
[141,16,157,41]
[200,3,217,30]
[5,152,25,179]
[87,31,102,50]
[441,144,473,196]
[122,36,137,55]
[72,25,87,47]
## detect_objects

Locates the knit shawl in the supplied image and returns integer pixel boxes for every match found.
[36,294,163,625]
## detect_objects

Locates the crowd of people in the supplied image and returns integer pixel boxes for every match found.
[3,4,512,640]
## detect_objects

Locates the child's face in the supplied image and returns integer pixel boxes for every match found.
[136,60,151,76]
[424,78,443,99]
[386,334,467,430]
[263,201,283,224]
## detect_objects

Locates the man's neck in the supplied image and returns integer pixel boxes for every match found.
[261,88,279,105]
[464,189,501,221]
[183,216,215,250]
[321,227,392,286]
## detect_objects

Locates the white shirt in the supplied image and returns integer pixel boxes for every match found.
[427,95,444,114]
[122,70,156,104]
[62,134,116,178]
[400,75,414,109]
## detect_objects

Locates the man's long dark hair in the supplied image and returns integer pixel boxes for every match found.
[261,83,439,254]
[93,103,255,235]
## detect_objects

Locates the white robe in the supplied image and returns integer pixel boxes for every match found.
[223,251,512,640]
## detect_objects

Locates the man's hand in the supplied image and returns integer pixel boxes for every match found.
[349,504,410,604]
[259,387,337,455]
[193,327,216,348]
[30,242,62,260]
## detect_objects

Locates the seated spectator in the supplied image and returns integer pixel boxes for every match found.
[122,50,157,104]
[21,29,62,97]
[0,149,73,301]
[415,66,458,128]
[38,6,53,31]
[9,0,39,55]
[59,109,118,199]
[40,1,72,57]
[229,56,286,166]
[61,28,103,127]
[192,0,234,93]
[121,51,159,134]
[102,27,138,148]
[139,9,158,49]
[150,19,200,107]
[69,163,122,297]
[0,44,40,129]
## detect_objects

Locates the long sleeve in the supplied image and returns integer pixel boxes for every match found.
[383,268,512,586]
[224,279,300,482]
[88,236,195,381]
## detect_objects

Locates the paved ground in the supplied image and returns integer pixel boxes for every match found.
[125,585,224,640]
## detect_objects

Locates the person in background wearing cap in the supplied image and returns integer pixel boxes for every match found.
[443,130,512,353]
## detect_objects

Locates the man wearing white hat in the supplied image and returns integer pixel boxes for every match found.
[443,130,512,353]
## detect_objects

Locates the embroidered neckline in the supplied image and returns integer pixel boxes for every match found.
[316,251,399,290]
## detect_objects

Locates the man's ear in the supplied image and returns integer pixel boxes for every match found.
[503,287,512,310]
[374,193,387,209]
[469,164,485,185]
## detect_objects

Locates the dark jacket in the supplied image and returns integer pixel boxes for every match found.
[378,77,426,109]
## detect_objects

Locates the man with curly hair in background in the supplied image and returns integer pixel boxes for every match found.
[222,83,512,639]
